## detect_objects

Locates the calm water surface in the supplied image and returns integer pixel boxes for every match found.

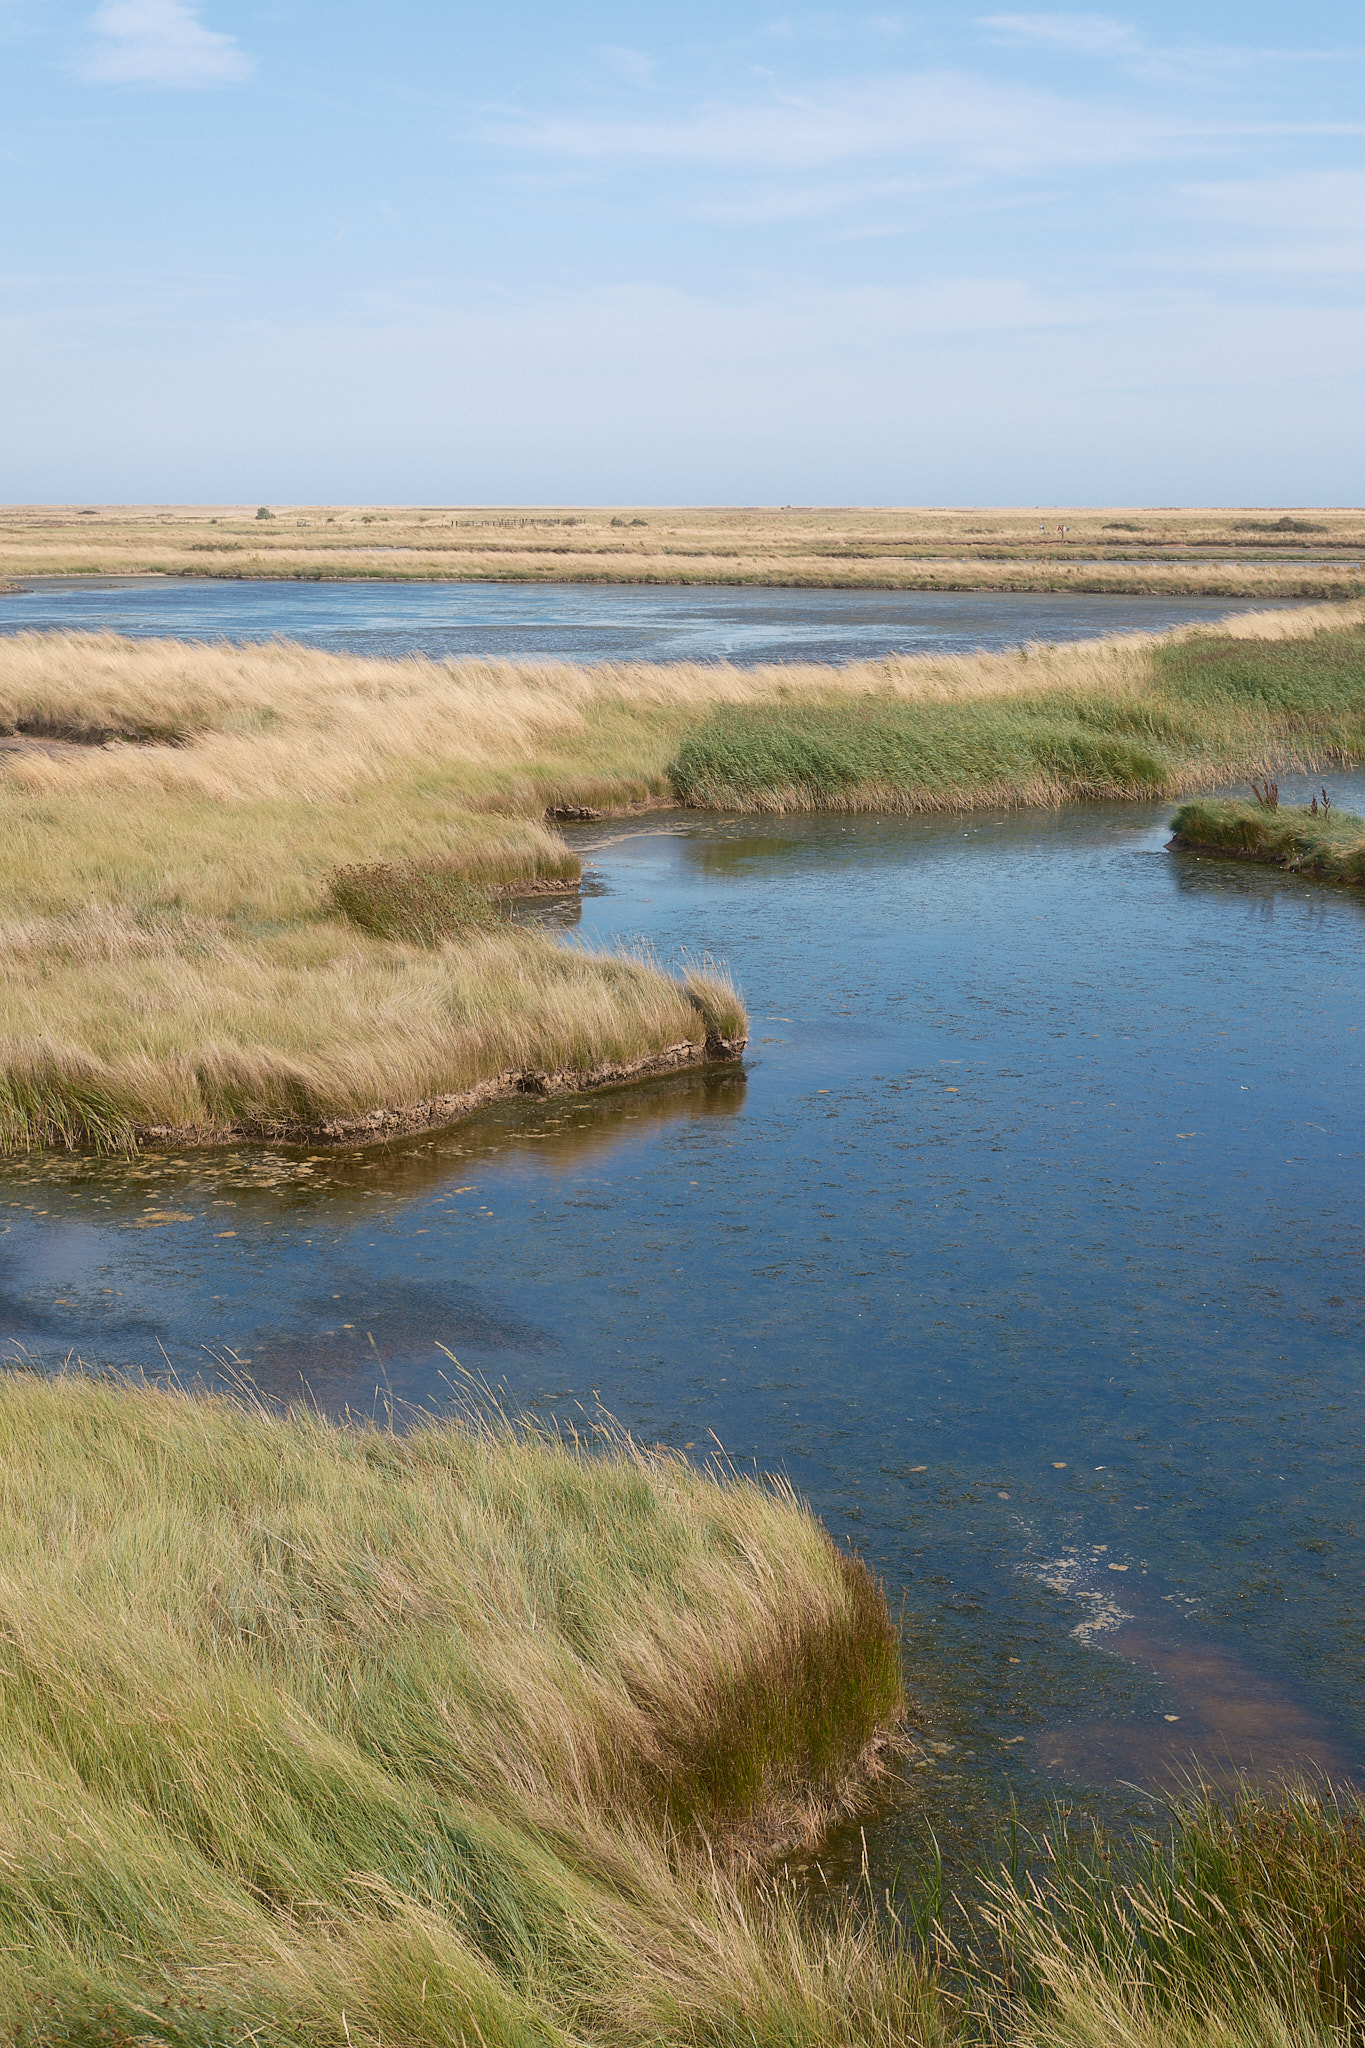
[1,576,1299,666]
[4,773,1364,1874]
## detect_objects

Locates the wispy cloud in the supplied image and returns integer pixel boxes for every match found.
[1176,170,1365,275]
[598,45,656,87]
[495,72,1200,175]
[978,14,1141,57]
[493,70,1354,179]
[82,0,253,87]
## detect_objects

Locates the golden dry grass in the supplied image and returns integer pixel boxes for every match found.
[1,502,1363,595]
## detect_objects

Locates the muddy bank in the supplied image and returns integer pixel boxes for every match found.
[132,1032,747,1150]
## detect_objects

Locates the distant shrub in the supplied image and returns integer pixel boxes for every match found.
[327,858,497,944]
[1234,516,1327,534]
[255,506,273,520]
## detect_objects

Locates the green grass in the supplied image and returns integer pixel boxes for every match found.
[980,1779,1365,2046]
[1169,799,1365,883]
[667,625,1365,812]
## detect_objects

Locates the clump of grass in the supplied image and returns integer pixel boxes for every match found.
[0,924,745,1151]
[982,1779,1365,2044]
[327,855,500,943]
[667,696,1169,811]
[0,1372,907,2047]
[1168,797,1365,885]
[666,623,1365,813]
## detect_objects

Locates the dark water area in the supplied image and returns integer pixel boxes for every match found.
[5,776,1365,1880]
[0,576,1300,667]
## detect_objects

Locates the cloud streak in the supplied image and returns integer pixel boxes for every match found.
[82,0,253,87]
[493,70,1359,179]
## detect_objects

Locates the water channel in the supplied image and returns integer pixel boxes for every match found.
[0,575,1299,667]
[2,582,1361,1880]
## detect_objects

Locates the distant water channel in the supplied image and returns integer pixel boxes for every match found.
[4,769,1364,1879]
[1,576,1299,666]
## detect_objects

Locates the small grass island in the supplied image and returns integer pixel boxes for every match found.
[1170,791,1365,885]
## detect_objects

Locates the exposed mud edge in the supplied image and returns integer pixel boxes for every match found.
[491,874,583,897]
[545,797,680,822]
[727,1718,915,1872]
[132,1033,748,1152]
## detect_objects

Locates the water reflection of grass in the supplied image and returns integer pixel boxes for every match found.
[0,1064,747,1224]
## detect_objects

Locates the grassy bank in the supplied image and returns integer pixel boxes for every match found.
[668,610,1365,810]
[1170,795,1365,884]
[0,1372,913,2048]
[9,1372,1365,2047]
[2,503,1363,596]
[2,604,1362,1151]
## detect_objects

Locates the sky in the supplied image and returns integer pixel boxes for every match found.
[1,1,1362,505]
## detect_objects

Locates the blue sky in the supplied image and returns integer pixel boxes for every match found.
[2,1,1362,504]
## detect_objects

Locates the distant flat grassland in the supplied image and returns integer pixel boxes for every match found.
[1,501,1363,597]
[1,601,1362,1152]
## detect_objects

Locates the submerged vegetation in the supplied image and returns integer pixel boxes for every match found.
[0,603,1362,1151]
[9,1371,1365,2047]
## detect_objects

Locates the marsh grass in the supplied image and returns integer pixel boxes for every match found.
[327,856,503,943]
[667,621,1365,812]
[12,1374,1365,2047]
[980,1780,1365,2046]
[1,605,1361,1151]
[0,1372,908,2048]
[0,925,742,1151]
[2,503,1363,596]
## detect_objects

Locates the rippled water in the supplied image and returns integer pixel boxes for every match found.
[0,576,1299,667]
[5,770,1364,1873]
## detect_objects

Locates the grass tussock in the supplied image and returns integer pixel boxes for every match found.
[327,857,502,943]
[1,604,1362,1151]
[12,1376,1365,2046]
[0,1372,909,2048]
